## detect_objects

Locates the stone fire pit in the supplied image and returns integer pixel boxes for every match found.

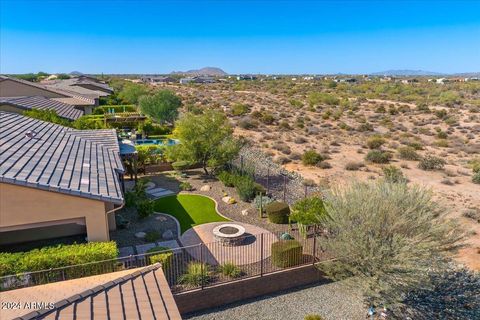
[213,223,246,246]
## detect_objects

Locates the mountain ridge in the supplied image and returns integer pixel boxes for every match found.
[171,67,227,76]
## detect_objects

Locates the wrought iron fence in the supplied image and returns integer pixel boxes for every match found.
[1,229,327,293]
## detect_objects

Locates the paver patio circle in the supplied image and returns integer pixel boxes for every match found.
[179,222,277,266]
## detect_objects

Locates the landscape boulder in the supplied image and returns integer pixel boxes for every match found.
[162,229,174,240]
[200,185,211,191]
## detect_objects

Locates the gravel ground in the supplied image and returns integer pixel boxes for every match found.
[148,169,290,233]
[184,281,365,320]
[110,207,179,247]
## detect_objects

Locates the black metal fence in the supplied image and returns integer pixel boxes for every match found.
[1,230,326,293]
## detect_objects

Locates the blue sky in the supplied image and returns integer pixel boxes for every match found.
[1,0,479,74]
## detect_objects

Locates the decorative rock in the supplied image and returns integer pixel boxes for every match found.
[162,229,174,240]
[155,215,167,222]
[200,185,211,191]
[222,196,232,203]
[280,232,294,240]
[145,182,156,190]
[241,209,249,216]
[135,232,146,239]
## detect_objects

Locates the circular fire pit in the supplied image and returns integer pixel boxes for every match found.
[213,223,246,246]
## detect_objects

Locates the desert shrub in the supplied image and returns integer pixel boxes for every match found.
[147,246,173,269]
[302,150,325,166]
[382,165,406,183]
[179,262,210,288]
[260,113,275,124]
[218,262,242,278]
[304,315,323,320]
[345,161,364,171]
[271,240,303,268]
[365,150,392,164]
[0,242,118,277]
[397,146,420,161]
[217,171,235,187]
[144,231,161,242]
[231,103,250,116]
[179,181,193,191]
[266,201,291,224]
[235,176,257,202]
[172,160,191,171]
[357,122,374,132]
[473,171,480,184]
[137,199,154,218]
[436,131,448,139]
[317,161,332,169]
[238,117,257,129]
[320,181,462,309]
[254,195,274,211]
[468,158,480,173]
[366,135,386,149]
[418,154,446,171]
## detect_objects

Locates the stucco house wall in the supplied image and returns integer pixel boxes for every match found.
[0,183,115,245]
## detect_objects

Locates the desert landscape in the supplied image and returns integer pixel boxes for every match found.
[161,78,480,269]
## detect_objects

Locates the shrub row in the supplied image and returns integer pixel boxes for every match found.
[0,242,118,276]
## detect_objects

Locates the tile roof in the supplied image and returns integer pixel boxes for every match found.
[4,264,181,320]
[0,112,124,204]
[0,76,97,105]
[0,96,84,120]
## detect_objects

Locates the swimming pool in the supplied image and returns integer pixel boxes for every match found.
[134,138,179,146]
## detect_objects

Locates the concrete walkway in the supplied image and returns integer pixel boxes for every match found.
[118,239,181,257]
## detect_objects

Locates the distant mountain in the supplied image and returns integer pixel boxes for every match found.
[451,72,480,77]
[370,70,444,76]
[171,67,228,76]
[69,71,83,76]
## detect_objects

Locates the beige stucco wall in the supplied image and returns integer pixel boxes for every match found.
[0,183,113,244]
[0,79,66,98]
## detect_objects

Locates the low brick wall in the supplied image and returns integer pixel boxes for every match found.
[174,264,326,315]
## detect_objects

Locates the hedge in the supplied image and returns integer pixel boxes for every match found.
[271,240,303,268]
[266,201,290,224]
[0,242,118,277]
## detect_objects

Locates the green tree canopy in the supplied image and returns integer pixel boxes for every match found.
[118,83,149,104]
[290,196,330,226]
[166,110,240,175]
[139,90,182,125]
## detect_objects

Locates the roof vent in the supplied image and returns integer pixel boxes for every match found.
[25,130,38,139]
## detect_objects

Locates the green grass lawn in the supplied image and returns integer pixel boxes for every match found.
[153,194,229,233]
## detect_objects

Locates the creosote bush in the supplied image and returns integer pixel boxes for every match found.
[302,150,325,166]
[365,150,392,164]
[418,154,446,171]
[382,165,407,183]
[366,135,386,149]
[397,146,420,161]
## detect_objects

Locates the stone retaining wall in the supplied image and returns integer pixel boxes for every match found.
[174,265,327,315]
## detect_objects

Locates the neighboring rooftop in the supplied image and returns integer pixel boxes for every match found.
[0,112,124,204]
[0,75,97,106]
[0,96,84,120]
[0,264,181,320]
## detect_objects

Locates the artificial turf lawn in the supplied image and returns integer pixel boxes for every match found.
[153,194,229,233]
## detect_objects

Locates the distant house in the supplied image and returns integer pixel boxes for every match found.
[0,96,83,121]
[236,75,257,81]
[180,76,216,84]
[0,75,98,114]
[334,78,357,83]
[436,78,449,84]
[141,76,177,84]
[401,78,419,84]
[0,112,124,245]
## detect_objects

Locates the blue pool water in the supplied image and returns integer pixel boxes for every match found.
[134,139,179,146]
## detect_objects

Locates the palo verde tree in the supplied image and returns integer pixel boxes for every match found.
[139,90,182,125]
[319,181,463,312]
[118,83,149,104]
[290,196,330,238]
[167,110,240,175]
